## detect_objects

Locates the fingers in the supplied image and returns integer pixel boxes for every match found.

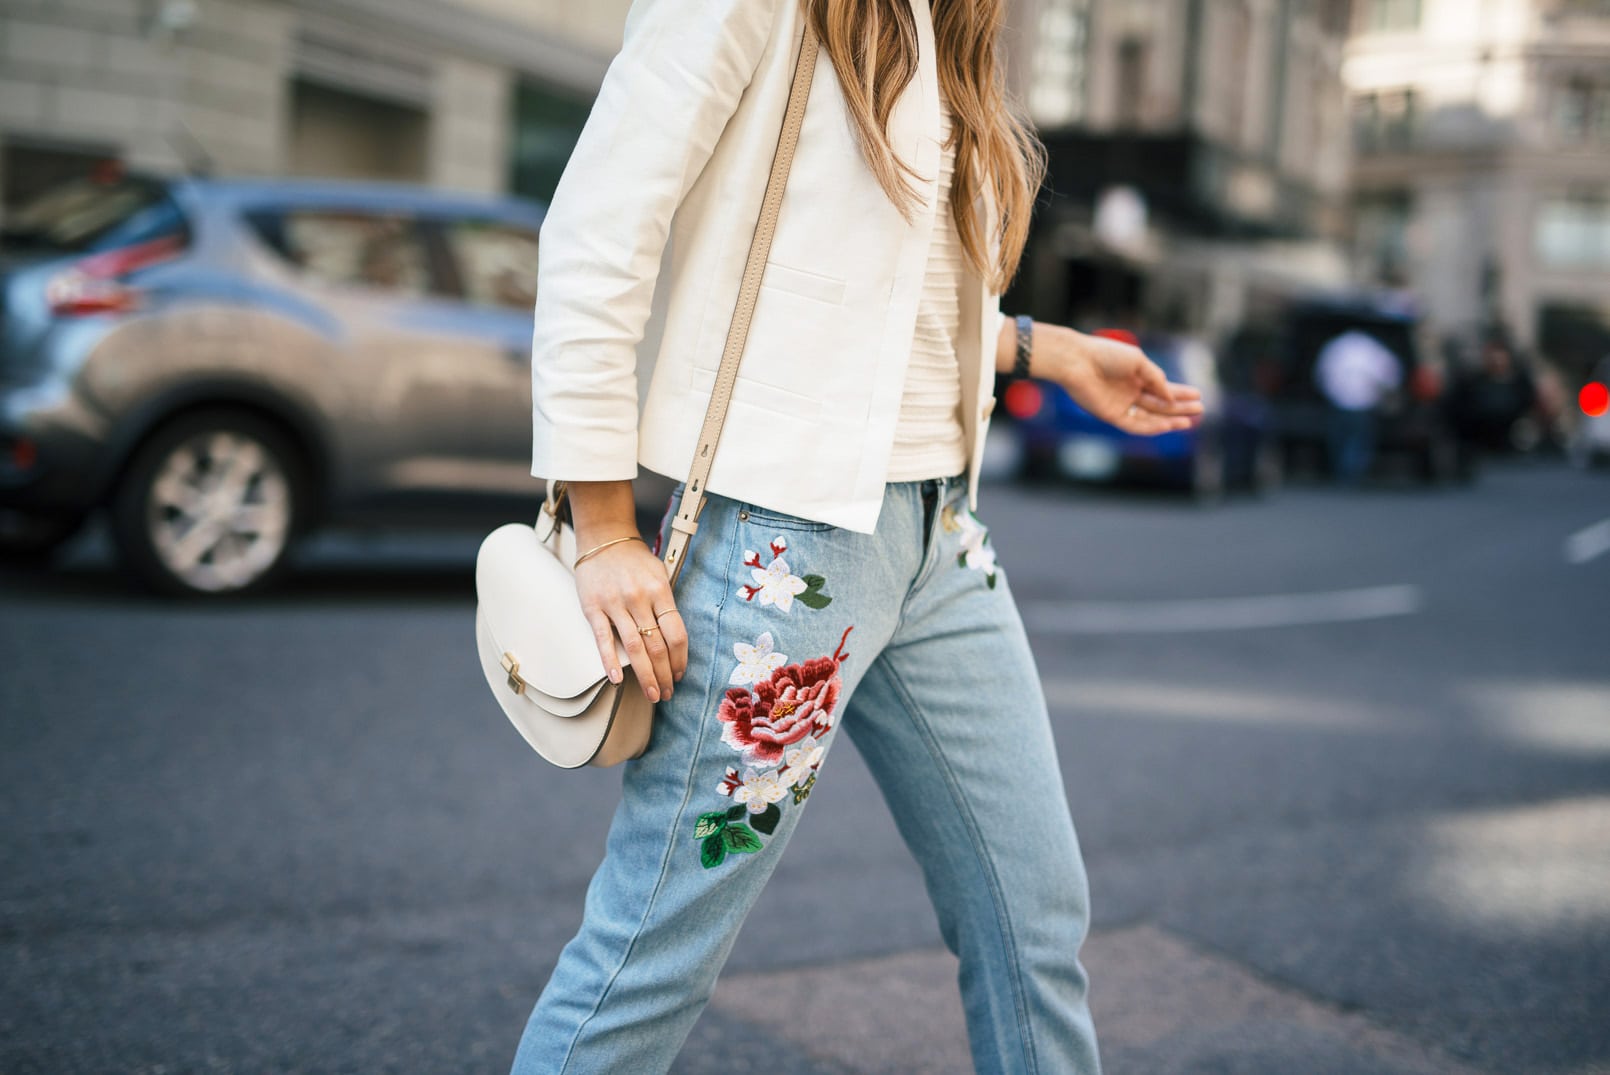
[586,609,624,686]
[575,543,686,703]
[1126,411,1193,434]
[1137,359,1174,401]
[655,607,690,683]
[1137,387,1204,416]
[604,602,672,703]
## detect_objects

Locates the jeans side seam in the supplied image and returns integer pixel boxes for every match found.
[879,656,1041,1074]
[554,506,740,1073]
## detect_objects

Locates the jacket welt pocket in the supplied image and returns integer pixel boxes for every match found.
[760,260,847,306]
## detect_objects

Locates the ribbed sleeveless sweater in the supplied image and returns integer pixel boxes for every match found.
[884,102,969,482]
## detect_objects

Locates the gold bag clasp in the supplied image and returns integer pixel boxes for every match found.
[500,651,527,695]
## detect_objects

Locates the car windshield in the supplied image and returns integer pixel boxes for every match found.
[0,176,185,254]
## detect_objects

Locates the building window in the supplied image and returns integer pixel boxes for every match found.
[1364,0,1422,32]
[1353,89,1418,152]
[1116,38,1150,129]
[1553,78,1610,145]
[1535,194,1610,268]
[1029,0,1090,127]
[288,80,429,182]
[508,80,592,206]
[1354,191,1414,284]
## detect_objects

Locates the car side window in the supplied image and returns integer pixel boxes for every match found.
[259,211,432,298]
[441,220,539,310]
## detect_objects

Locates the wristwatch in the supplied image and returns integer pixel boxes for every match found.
[1012,313,1034,380]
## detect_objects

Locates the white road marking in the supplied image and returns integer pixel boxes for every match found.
[1564,518,1610,565]
[1019,583,1423,634]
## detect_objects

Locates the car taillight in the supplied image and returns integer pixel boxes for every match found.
[1582,382,1609,418]
[45,234,184,317]
[1004,379,1044,420]
[1409,365,1442,402]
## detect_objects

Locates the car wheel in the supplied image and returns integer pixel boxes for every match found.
[0,510,85,565]
[111,411,306,596]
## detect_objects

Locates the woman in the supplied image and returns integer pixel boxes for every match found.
[512,0,1201,1070]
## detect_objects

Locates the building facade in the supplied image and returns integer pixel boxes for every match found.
[1003,0,1356,338]
[0,0,630,216]
[1344,0,1610,382]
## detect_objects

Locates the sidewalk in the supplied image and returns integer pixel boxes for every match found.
[675,923,1482,1074]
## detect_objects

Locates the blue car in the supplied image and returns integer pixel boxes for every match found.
[1,169,574,594]
[1006,331,1280,500]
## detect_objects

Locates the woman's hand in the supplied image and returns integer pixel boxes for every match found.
[1028,323,1204,434]
[566,481,688,704]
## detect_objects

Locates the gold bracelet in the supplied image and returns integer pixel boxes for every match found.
[573,534,643,567]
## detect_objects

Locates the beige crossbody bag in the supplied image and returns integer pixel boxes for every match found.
[473,21,821,768]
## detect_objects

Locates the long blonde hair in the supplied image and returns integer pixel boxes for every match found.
[804,0,1044,294]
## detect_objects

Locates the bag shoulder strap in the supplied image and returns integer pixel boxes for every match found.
[658,20,821,587]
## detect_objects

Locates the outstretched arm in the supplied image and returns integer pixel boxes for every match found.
[993,314,1204,435]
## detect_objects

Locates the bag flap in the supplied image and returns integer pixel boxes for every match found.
[475,521,627,702]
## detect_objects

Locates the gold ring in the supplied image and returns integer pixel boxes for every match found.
[654,607,679,620]
[638,624,659,636]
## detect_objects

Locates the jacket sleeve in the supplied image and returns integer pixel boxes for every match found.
[530,0,781,482]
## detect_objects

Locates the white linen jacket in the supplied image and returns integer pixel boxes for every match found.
[529,0,1006,534]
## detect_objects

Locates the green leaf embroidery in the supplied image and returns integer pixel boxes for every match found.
[797,574,833,609]
[751,802,782,835]
[722,824,764,854]
[725,804,748,821]
[957,551,966,568]
[700,832,727,869]
[791,773,816,804]
[694,812,728,840]
[986,572,997,589]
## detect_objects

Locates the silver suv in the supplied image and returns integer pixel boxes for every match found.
[0,172,588,595]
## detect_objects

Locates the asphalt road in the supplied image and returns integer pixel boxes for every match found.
[3,459,1608,1074]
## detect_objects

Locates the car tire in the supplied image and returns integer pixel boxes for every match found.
[0,510,85,565]
[110,410,308,597]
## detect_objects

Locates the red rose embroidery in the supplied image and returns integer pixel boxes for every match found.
[718,627,852,764]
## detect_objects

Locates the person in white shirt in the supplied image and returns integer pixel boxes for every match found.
[1314,329,1402,483]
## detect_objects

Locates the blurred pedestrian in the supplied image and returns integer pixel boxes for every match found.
[1315,328,1402,484]
[510,1,1201,1072]
[1449,333,1538,452]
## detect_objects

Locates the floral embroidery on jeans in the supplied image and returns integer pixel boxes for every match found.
[940,503,999,588]
[736,535,833,611]
[694,626,852,868]
[728,630,788,686]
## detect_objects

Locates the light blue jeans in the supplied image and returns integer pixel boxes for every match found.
[510,472,1102,1074]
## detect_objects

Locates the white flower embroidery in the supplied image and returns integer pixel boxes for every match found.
[737,535,808,611]
[953,508,999,583]
[780,735,824,788]
[729,630,788,686]
[718,767,788,813]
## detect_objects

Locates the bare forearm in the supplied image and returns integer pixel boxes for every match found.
[566,479,639,546]
[993,314,1080,382]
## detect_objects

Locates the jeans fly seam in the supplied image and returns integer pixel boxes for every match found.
[878,656,1041,1074]
[554,501,740,1074]
[903,480,945,608]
